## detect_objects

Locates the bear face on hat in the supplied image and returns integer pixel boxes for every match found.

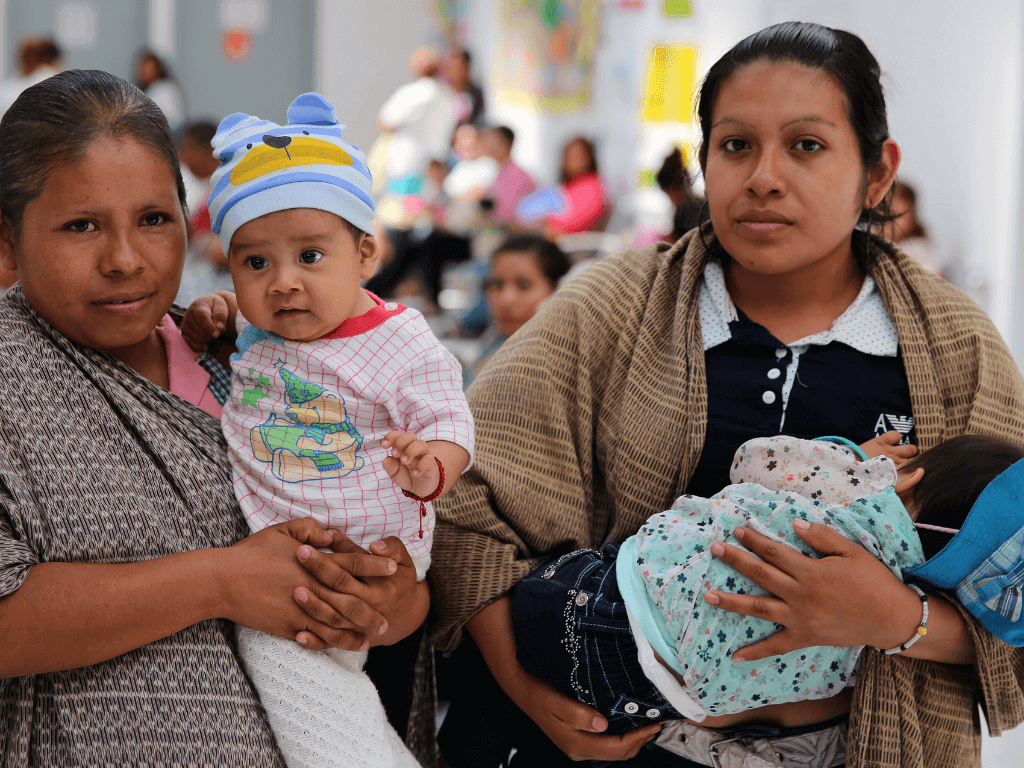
[208,93,375,250]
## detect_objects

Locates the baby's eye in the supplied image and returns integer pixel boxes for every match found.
[67,220,96,233]
[299,249,324,265]
[245,256,269,271]
[141,212,168,227]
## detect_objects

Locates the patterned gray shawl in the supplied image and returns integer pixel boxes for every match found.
[0,286,284,766]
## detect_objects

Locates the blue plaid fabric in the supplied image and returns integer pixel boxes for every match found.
[197,353,232,406]
[956,524,1024,624]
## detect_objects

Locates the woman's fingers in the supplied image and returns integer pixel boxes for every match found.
[532,683,661,761]
[710,529,800,593]
[704,588,789,629]
[296,545,395,589]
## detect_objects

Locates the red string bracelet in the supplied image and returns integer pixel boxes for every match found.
[403,456,445,539]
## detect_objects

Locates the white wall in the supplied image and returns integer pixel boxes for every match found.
[316,0,438,155]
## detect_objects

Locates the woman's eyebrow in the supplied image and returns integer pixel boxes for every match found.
[710,116,837,131]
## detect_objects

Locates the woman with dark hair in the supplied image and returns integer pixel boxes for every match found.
[471,234,572,378]
[546,136,609,235]
[432,21,1024,768]
[134,48,186,132]
[888,180,942,275]
[0,70,425,766]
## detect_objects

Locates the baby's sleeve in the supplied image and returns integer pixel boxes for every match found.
[0,476,38,599]
[395,344,475,467]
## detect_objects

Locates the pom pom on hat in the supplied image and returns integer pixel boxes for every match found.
[207,93,375,250]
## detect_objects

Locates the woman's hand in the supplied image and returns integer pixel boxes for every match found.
[704,520,975,663]
[219,518,395,651]
[467,597,661,762]
[860,430,917,467]
[508,667,662,762]
[289,531,430,649]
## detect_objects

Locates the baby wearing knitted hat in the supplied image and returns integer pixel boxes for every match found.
[182,93,473,768]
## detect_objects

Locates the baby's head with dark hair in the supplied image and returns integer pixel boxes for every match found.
[904,434,1024,558]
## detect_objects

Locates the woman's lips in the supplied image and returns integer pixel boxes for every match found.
[740,221,790,235]
[94,294,153,315]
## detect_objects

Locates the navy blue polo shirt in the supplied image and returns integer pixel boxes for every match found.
[685,262,917,498]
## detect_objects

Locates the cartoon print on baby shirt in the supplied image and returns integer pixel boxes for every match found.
[250,364,364,483]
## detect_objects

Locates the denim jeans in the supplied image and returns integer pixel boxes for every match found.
[511,543,687,735]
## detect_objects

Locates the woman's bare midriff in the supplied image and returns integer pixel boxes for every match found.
[654,648,853,729]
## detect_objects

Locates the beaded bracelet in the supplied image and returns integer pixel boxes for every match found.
[402,456,445,539]
[879,584,929,655]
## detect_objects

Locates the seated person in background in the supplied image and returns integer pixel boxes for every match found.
[474,234,572,378]
[546,136,608,236]
[513,432,1024,731]
[182,93,474,767]
[888,181,943,277]
[442,123,499,233]
[658,147,704,241]
[175,120,234,305]
[482,126,537,225]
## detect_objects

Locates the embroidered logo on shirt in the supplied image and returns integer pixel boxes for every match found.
[249,365,364,483]
[874,414,915,444]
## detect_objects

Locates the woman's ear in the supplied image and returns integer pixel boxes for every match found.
[864,139,901,210]
[895,466,925,510]
[0,220,17,272]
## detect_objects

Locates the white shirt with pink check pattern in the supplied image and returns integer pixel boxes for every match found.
[222,295,474,578]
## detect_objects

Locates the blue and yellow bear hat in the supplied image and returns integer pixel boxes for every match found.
[208,92,374,250]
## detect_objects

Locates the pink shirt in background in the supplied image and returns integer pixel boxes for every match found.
[547,172,607,233]
[155,314,222,418]
[490,160,538,223]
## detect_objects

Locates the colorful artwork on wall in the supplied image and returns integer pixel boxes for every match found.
[663,0,692,18]
[641,43,698,123]
[493,0,601,112]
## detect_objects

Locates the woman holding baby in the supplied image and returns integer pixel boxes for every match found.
[0,70,429,766]
[431,21,1024,768]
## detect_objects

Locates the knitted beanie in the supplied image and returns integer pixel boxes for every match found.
[208,92,375,250]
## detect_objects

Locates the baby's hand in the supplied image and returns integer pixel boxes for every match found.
[860,430,917,468]
[182,292,233,353]
[382,431,440,499]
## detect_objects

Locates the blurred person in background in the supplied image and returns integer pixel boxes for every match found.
[475,234,571,377]
[377,47,459,204]
[0,36,62,117]
[889,181,943,277]
[443,123,500,230]
[135,49,186,133]
[447,47,485,126]
[546,136,608,236]
[174,120,232,304]
[483,126,537,225]
[658,146,705,241]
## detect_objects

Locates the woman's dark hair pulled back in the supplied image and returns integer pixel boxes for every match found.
[697,22,893,232]
[0,69,186,239]
[492,233,572,289]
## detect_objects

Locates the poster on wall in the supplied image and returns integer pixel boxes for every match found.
[641,43,697,123]
[493,0,600,112]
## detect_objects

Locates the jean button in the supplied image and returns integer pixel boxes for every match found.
[574,592,589,606]
[624,701,639,714]
[646,708,660,718]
